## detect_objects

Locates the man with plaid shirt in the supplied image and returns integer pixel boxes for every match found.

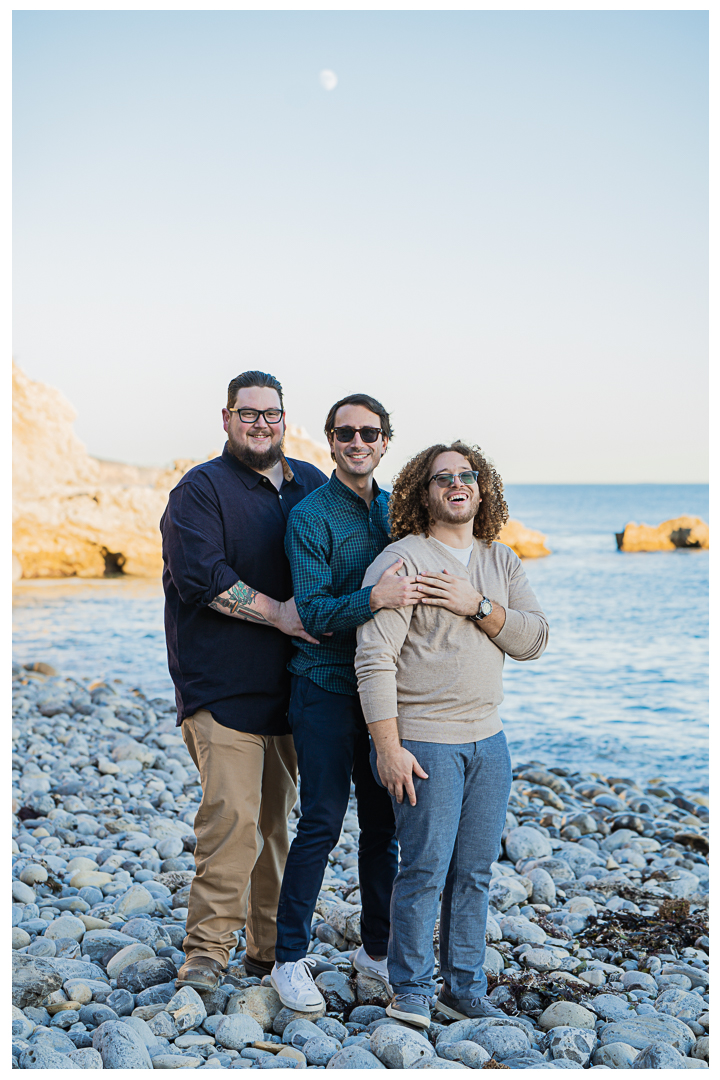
[270,393,422,1012]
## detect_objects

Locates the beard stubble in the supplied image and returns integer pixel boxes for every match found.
[228,430,285,472]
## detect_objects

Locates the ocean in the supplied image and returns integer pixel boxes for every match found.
[12,484,708,794]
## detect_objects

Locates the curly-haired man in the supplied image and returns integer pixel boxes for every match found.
[355,440,549,1029]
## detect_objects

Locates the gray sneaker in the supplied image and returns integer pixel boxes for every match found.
[386,992,432,1029]
[435,986,507,1021]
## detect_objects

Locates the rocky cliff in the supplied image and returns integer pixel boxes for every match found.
[13,363,549,577]
[12,362,333,579]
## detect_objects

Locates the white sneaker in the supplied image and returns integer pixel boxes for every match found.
[270,959,324,1012]
[351,943,392,995]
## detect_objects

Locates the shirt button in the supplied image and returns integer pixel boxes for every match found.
[279,494,283,500]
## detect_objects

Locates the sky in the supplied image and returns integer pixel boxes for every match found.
[13,9,708,484]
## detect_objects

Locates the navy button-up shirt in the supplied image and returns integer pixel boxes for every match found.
[161,444,327,735]
[286,471,391,696]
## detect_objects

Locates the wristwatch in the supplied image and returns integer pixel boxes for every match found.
[469,596,493,622]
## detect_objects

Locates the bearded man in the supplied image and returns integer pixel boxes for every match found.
[355,441,549,1029]
[160,371,327,991]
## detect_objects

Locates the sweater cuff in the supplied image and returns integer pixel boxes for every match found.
[358,682,398,725]
[491,606,527,655]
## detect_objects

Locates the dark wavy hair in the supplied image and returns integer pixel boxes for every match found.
[389,441,509,546]
[324,393,393,442]
[227,371,284,410]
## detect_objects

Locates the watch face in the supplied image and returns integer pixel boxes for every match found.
[480,598,493,616]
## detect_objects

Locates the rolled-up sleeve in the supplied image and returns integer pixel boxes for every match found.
[286,508,375,636]
[161,479,240,608]
[491,554,549,661]
[355,551,413,724]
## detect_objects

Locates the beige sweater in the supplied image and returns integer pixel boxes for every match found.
[355,534,548,744]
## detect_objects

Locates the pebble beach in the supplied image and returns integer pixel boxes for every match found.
[12,662,709,1070]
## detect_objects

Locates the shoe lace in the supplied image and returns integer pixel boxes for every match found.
[289,959,317,992]
[395,993,430,1008]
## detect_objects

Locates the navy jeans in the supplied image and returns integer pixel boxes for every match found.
[275,675,398,962]
[371,731,512,999]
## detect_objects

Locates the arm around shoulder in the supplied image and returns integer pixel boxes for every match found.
[355,549,417,724]
[285,505,375,636]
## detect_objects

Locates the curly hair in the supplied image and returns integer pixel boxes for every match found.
[389,441,509,546]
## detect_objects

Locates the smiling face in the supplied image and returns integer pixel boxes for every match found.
[222,386,285,471]
[329,403,388,483]
[425,450,481,526]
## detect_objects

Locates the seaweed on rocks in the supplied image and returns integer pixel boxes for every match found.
[486,969,622,1015]
[575,902,709,957]
[533,914,571,941]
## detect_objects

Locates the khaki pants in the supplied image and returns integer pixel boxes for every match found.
[181,709,297,968]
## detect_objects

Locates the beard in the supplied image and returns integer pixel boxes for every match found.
[228,430,285,471]
[428,488,481,526]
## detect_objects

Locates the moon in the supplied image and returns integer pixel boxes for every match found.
[319,70,338,91]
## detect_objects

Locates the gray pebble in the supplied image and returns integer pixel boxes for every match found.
[631,1040,688,1068]
[326,1045,387,1068]
[437,1040,491,1067]
[19,1045,76,1069]
[92,1019,154,1067]
[303,1035,344,1065]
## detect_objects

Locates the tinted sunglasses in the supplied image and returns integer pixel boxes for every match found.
[331,426,383,444]
[428,470,480,488]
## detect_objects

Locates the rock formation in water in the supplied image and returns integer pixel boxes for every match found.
[12,362,333,579]
[497,518,551,559]
[616,517,709,552]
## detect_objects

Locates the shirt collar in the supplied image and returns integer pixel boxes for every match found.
[329,469,381,507]
[222,443,295,489]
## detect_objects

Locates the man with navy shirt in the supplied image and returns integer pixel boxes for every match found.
[160,370,327,991]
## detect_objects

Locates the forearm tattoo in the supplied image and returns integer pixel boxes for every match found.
[209,580,268,623]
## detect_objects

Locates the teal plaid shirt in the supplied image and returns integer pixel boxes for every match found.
[285,471,391,696]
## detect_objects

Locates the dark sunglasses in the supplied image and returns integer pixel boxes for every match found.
[428,470,479,488]
[331,426,383,444]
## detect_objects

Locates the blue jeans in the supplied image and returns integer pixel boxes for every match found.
[371,731,512,999]
[275,675,398,962]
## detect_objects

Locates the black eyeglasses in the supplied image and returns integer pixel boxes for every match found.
[228,408,284,424]
[428,470,479,488]
[331,426,383,444]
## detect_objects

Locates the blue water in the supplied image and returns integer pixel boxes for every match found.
[12,485,708,793]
